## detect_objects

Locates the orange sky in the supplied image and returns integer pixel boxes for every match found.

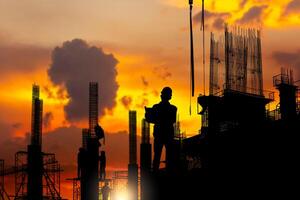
[1,0,300,199]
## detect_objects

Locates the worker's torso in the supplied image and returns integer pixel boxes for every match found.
[153,102,177,140]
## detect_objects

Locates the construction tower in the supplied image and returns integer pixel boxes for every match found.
[128,111,138,200]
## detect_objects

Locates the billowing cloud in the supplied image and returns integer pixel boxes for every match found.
[48,39,119,122]
[236,5,268,25]
[272,50,300,78]
[284,0,300,15]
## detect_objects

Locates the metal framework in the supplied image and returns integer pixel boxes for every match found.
[66,178,80,200]
[31,84,43,146]
[43,153,61,199]
[13,151,62,200]
[15,151,28,199]
[0,84,62,200]
[210,25,264,96]
[111,171,129,200]
[0,159,10,200]
[89,82,99,138]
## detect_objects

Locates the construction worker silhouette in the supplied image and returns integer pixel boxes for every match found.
[99,151,106,180]
[146,87,177,171]
[101,181,111,200]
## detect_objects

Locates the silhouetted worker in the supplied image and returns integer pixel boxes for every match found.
[101,181,111,200]
[99,151,106,180]
[146,87,177,172]
[95,124,105,143]
[77,147,87,178]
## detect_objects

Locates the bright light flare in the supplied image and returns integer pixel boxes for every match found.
[115,190,129,200]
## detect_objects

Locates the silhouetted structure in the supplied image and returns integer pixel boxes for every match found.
[89,82,98,137]
[128,111,138,200]
[210,25,263,96]
[27,84,44,200]
[78,82,102,200]
[82,128,90,150]
[99,151,106,180]
[0,159,9,200]
[146,25,299,199]
[70,82,107,200]
[0,84,62,200]
[273,68,298,121]
[101,181,111,200]
[146,87,177,171]
[140,119,151,200]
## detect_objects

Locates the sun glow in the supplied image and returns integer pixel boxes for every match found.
[114,190,129,200]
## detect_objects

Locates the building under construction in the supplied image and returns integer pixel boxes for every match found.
[71,82,109,200]
[75,82,100,200]
[141,25,300,199]
[0,84,62,200]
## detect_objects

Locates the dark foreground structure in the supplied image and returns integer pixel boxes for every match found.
[141,26,300,200]
[0,84,62,200]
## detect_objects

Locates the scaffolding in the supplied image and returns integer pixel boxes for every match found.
[272,68,299,120]
[210,25,264,96]
[43,153,61,199]
[66,178,80,200]
[1,84,62,200]
[13,152,62,200]
[0,159,10,200]
[111,171,129,200]
[15,151,28,199]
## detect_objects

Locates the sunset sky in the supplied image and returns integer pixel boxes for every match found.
[1,0,300,198]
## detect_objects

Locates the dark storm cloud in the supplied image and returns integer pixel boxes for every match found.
[43,112,54,129]
[48,39,119,122]
[284,0,300,15]
[193,10,230,31]
[272,50,300,77]
[236,5,268,24]
[0,42,50,74]
[120,96,132,110]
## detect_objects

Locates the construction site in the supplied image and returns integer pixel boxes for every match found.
[1,1,300,200]
[0,84,62,200]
